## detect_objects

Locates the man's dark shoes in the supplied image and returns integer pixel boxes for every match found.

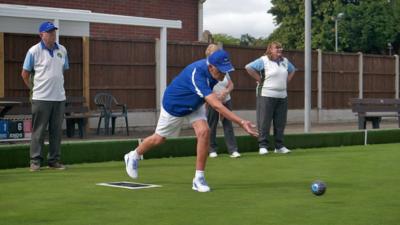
[48,162,66,170]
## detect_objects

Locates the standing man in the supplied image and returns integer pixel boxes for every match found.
[124,50,258,192]
[21,21,69,171]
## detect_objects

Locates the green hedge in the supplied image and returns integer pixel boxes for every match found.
[0,129,399,169]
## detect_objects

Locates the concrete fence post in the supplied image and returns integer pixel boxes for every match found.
[317,49,322,122]
[358,52,363,99]
[395,54,399,99]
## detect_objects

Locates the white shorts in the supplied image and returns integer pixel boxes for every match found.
[155,105,207,138]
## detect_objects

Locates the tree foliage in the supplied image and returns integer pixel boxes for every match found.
[267,0,400,54]
[213,33,269,47]
[212,33,240,46]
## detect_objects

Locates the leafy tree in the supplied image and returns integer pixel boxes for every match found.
[338,0,397,53]
[252,37,270,47]
[268,0,400,54]
[267,0,307,49]
[212,33,240,46]
[240,33,256,46]
[392,0,400,53]
[212,33,269,48]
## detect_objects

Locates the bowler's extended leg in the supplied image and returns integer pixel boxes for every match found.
[191,119,211,192]
[124,133,165,179]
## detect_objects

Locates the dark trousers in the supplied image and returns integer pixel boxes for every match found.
[30,100,65,165]
[257,96,288,149]
[207,100,238,154]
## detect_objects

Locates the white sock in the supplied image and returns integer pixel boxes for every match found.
[131,149,141,160]
[195,170,204,179]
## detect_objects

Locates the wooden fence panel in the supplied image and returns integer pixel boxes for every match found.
[3,34,398,111]
[223,45,263,110]
[4,34,82,98]
[4,34,38,98]
[167,42,207,83]
[285,50,319,109]
[60,36,83,97]
[89,38,156,109]
[363,55,396,98]
[322,53,359,109]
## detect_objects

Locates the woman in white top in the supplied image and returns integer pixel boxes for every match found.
[205,44,240,158]
[245,41,296,155]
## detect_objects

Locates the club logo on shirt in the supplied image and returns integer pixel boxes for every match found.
[57,52,63,58]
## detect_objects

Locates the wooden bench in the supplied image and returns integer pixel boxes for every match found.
[65,96,96,138]
[0,96,97,139]
[350,98,400,129]
[0,97,31,116]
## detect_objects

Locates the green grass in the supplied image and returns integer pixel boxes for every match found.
[0,143,399,225]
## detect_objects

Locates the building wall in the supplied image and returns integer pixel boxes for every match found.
[0,0,199,41]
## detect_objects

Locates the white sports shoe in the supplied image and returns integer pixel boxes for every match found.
[274,147,291,154]
[209,152,218,158]
[124,151,139,179]
[230,151,241,158]
[192,177,211,192]
[259,148,269,155]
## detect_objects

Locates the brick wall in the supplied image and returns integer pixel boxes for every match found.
[0,0,199,41]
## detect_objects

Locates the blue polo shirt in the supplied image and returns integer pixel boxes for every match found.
[162,59,218,117]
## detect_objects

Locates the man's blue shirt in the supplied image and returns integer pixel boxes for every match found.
[162,59,218,117]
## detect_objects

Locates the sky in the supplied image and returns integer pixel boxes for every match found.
[203,0,277,39]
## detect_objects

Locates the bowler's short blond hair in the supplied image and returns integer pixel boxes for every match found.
[205,44,220,57]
